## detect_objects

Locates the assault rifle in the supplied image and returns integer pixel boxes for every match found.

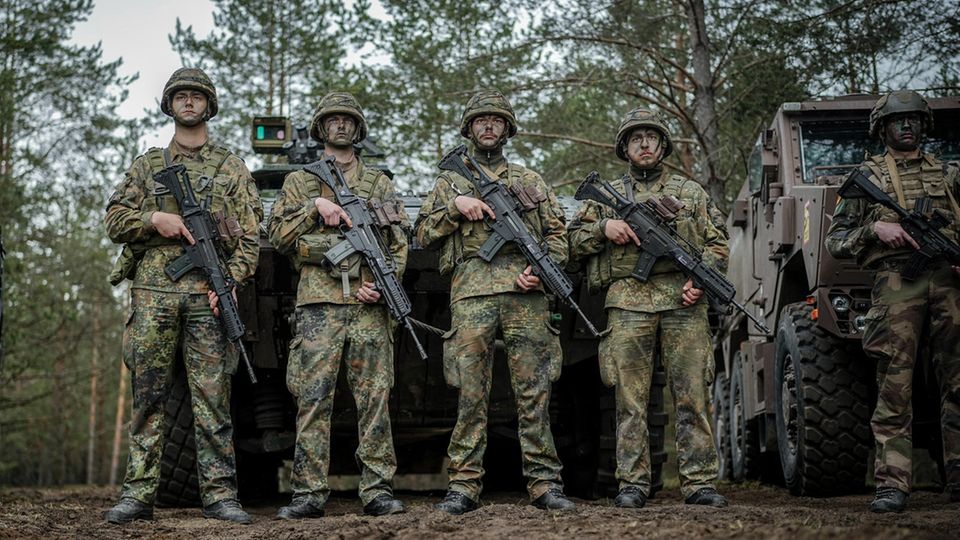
[838,168,960,279]
[154,165,258,384]
[437,145,601,337]
[575,171,769,334]
[302,156,428,360]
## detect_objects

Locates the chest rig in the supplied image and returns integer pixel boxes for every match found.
[144,145,232,213]
[437,163,546,275]
[585,174,693,292]
[864,153,960,237]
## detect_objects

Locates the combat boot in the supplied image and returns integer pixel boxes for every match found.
[614,486,646,509]
[532,487,576,511]
[276,496,325,520]
[684,487,728,508]
[104,497,154,524]
[435,490,478,515]
[202,499,252,524]
[364,493,405,516]
[870,487,907,513]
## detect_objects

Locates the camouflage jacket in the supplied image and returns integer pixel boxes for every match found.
[826,152,960,269]
[568,169,728,313]
[267,158,408,307]
[415,155,567,305]
[104,139,262,294]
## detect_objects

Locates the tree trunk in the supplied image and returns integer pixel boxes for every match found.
[682,0,725,205]
[86,301,100,484]
[109,361,128,486]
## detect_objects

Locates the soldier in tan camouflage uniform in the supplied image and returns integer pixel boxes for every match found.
[826,90,960,513]
[104,68,261,525]
[568,109,729,509]
[267,93,407,519]
[415,90,575,514]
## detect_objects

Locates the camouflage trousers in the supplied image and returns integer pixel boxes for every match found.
[442,293,564,500]
[286,303,397,506]
[599,305,718,498]
[121,288,239,507]
[862,262,960,492]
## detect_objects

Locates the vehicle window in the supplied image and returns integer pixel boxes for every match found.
[798,120,879,184]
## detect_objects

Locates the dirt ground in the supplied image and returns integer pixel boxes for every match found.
[0,484,957,539]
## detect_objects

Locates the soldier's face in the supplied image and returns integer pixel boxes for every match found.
[626,128,664,168]
[471,114,507,150]
[883,114,923,152]
[171,90,208,127]
[325,114,357,148]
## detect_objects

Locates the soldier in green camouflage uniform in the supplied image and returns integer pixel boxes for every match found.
[568,109,729,509]
[415,90,575,514]
[826,90,960,513]
[104,68,261,525]
[267,93,407,519]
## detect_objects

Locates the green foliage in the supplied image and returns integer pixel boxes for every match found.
[0,0,133,485]
[168,0,362,156]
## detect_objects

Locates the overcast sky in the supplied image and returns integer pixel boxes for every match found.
[71,0,216,148]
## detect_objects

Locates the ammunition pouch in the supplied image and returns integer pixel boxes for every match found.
[296,232,362,280]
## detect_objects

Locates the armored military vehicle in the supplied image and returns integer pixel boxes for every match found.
[712,95,960,495]
[156,117,667,505]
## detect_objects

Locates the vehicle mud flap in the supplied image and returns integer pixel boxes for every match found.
[774,302,872,496]
[157,361,201,507]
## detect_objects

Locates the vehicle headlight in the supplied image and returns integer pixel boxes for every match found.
[854,315,867,332]
[831,295,851,314]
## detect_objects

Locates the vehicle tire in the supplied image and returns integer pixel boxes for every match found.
[730,352,762,481]
[774,302,872,496]
[711,369,732,481]
[157,365,202,507]
[596,354,667,498]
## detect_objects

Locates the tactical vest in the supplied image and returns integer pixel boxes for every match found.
[143,145,232,215]
[861,153,960,267]
[108,145,234,285]
[293,166,393,286]
[585,173,695,293]
[437,163,547,276]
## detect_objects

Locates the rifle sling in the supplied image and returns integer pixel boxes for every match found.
[882,153,908,208]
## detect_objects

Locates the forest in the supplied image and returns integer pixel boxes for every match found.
[1,0,958,488]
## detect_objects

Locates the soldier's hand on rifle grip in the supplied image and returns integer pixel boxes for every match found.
[872,221,919,250]
[604,219,641,246]
[151,211,195,245]
[315,197,352,228]
[356,281,381,304]
[454,195,496,221]
[515,265,540,292]
[207,287,237,318]
[681,279,704,306]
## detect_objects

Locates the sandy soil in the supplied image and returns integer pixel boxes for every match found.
[0,484,956,539]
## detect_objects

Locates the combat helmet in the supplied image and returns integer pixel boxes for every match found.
[459,90,518,139]
[869,90,933,139]
[615,108,673,161]
[309,92,368,144]
[161,68,218,119]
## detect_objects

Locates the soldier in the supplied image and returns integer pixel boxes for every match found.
[415,90,575,514]
[103,68,261,524]
[826,90,960,513]
[567,109,729,509]
[267,93,407,519]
